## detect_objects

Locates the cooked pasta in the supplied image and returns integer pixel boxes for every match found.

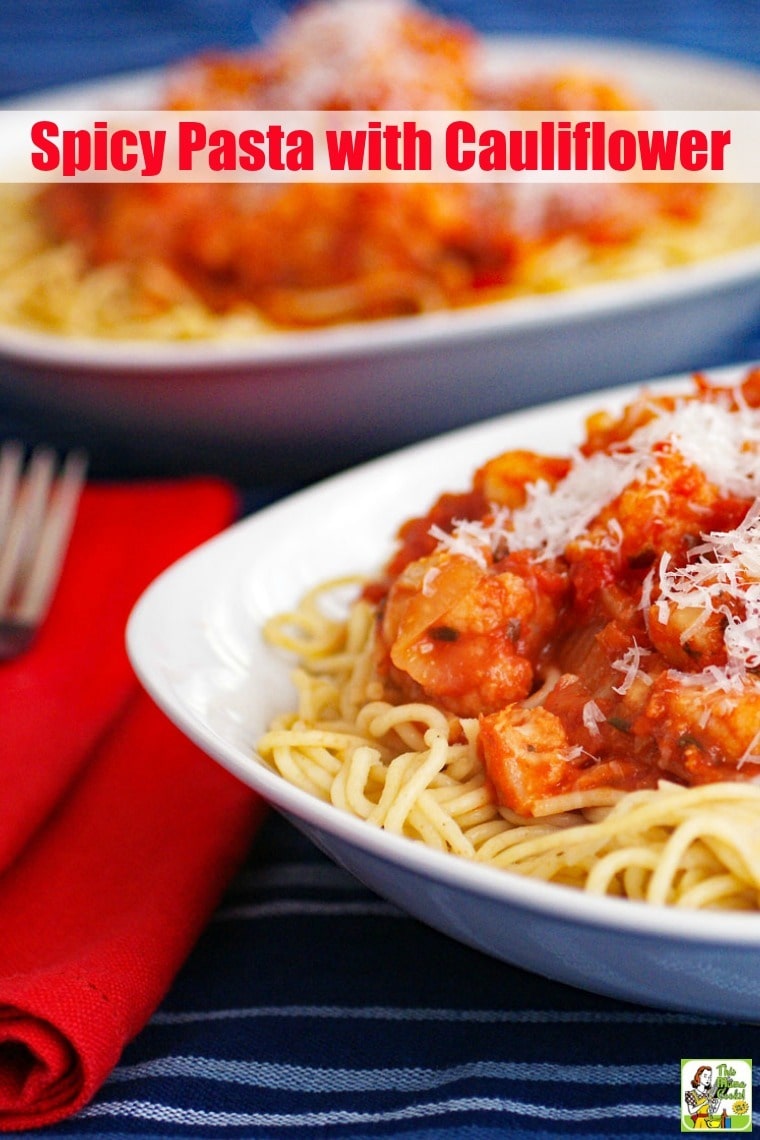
[1,0,758,341]
[0,185,271,341]
[260,371,760,910]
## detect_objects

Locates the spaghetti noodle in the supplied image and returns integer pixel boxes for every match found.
[260,371,760,910]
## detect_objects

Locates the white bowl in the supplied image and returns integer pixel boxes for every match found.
[2,39,760,481]
[127,365,760,1019]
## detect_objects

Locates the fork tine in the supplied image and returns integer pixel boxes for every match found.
[0,441,24,551]
[0,446,57,614]
[15,449,88,625]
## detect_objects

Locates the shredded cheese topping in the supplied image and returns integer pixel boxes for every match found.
[611,642,653,695]
[263,0,469,109]
[582,699,606,735]
[429,514,510,569]
[506,398,760,559]
[430,389,760,694]
[648,499,760,690]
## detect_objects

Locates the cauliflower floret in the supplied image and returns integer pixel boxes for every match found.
[640,675,760,782]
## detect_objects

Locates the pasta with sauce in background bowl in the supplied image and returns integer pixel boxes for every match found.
[0,0,759,481]
[1,0,758,339]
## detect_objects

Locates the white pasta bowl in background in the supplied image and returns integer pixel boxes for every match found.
[127,366,760,1021]
[1,38,760,481]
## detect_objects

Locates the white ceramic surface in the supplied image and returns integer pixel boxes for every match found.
[2,41,760,480]
[127,365,760,1020]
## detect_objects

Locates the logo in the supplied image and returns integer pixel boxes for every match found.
[681,1059,752,1131]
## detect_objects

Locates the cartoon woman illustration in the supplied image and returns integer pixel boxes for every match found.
[684,1066,721,1128]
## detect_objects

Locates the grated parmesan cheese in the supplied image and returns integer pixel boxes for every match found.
[737,725,760,769]
[611,641,653,695]
[582,699,606,736]
[429,391,760,695]
[421,565,441,596]
[647,498,760,690]
[262,0,470,109]
[433,393,760,563]
[429,511,511,570]
[509,398,760,559]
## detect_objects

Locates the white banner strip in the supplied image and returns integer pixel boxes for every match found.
[1,110,758,182]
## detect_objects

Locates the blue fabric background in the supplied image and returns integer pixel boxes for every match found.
[1,0,760,98]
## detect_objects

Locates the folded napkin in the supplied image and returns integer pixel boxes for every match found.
[0,478,266,1131]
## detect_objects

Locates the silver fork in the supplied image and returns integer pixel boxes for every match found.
[0,442,88,660]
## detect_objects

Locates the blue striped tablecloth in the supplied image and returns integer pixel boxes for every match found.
[1,1,759,1136]
[40,812,760,1139]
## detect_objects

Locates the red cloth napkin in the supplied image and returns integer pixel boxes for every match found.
[0,478,266,1131]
